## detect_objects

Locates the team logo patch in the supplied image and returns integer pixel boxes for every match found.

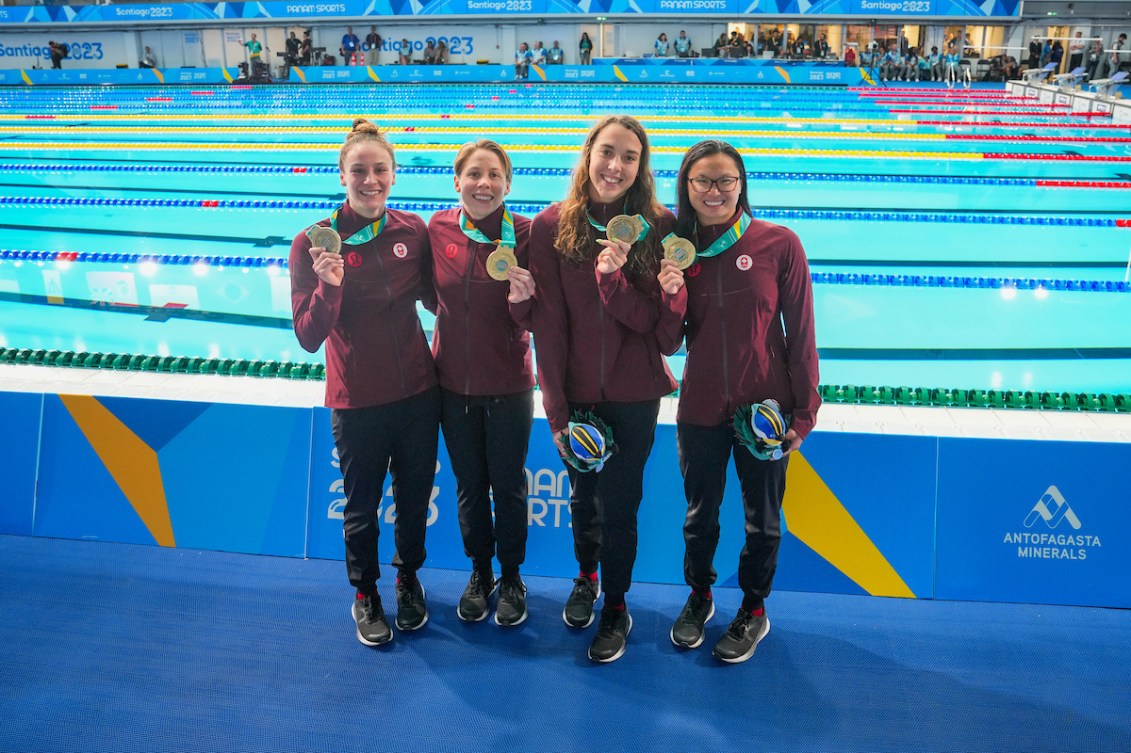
[346,251,362,268]
[393,242,408,259]
[736,254,752,271]
[445,243,459,259]
[686,263,701,278]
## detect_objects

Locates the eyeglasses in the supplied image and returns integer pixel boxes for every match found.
[688,176,740,194]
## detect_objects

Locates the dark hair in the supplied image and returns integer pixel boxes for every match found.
[674,140,751,240]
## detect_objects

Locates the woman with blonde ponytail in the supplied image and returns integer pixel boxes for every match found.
[290,118,439,648]
[529,115,682,663]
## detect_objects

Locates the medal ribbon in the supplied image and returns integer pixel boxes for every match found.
[315,205,387,246]
[696,214,751,259]
[586,211,651,243]
[458,207,516,248]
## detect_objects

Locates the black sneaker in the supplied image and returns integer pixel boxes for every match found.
[457,569,496,623]
[394,573,429,631]
[670,591,715,649]
[712,607,770,664]
[494,574,528,627]
[588,608,632,663]
[562,575,601,628]
[352,593,393,647]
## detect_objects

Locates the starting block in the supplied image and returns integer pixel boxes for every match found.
[1020,63,1057,83]
[1089,71,1128,98]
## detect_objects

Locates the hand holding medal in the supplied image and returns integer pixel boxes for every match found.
[485,244,518,281]
[307,225,344,286]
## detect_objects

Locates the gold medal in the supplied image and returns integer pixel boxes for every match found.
[485,245,518,281]
[308,225,342,256]
[662,236,696,270]
[605,214,643,245]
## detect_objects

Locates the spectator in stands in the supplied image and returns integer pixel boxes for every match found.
[1086,39,1105,80]
[713,32,729,57]
[674,30,692,58]
[1040,38,1052,68]
[48,41,66,69]
[1050,40,1064,72]
[341,26,361,64]
[654,33,669,57]
[1068,31,1086,72]
[300,31,312,65]
[423,40,438,64]
[285,31,302,68]
[515,42,532,79]
[1025,37,1039,69]
[365,26,382,65]
[532,41,547,66]
[139,46,157,69]
[548,40,564,64]
[244,34,264,75]
[928,46,943,81]
[436,40,449,64]
[1113,33,1129,74]
[399,38,412,65]
[844,45,856,67]
[815,33,830,59]
[579,33,593,65]
[904,48,921,81]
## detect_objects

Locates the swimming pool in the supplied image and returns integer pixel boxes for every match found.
[1,83,1128,401]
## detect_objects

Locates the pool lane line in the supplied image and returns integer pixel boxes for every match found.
[4,195,1129,227]
[12,125,1131,146]
[0,222,294,248]
[6,249,1128,294]
[3,162,1129,189]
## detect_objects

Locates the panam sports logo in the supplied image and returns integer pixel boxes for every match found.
[1003,485,1102,561]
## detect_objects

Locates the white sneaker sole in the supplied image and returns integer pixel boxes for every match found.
[352,604,392,647]
[669,601,715,649]
[588,613,633,663]
[715,616,770,664]
[562,583,601,629]
[457,581,498,623]
[395,584,429,632]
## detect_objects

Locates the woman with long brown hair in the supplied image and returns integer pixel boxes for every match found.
[529,115,681,663]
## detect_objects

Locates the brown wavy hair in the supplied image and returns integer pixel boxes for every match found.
[339,118,395,171]
[555,115,665,279]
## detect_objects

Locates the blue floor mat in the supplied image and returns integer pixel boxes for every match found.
[1,534,1128,753]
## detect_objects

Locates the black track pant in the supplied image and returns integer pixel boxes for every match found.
[566,399,660,601]
[332,387,440,593]
[441,388,533,575]
[677,420,789,609]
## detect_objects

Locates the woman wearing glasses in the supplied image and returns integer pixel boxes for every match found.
[529,115,680,663]
[656,140,820,664]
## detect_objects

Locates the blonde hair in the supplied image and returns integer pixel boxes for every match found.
[556,115,664,279]
[339,118,395,171]
[453,139,513,184]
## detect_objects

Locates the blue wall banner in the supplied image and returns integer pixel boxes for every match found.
[8,384,1129,609]
[935,438,1131,609]
[288,61,869,86]
[0,67,241,86]
[34,395,313,557]
[0,392,42,537]
[0,0,1019,24]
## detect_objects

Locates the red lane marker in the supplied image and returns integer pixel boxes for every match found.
[90,105,118,110]
[191,90,214,96]
[946,134,1131,143]
[145,97,173,102]
[915,119,1131,129]
[986,153,1131,162]
[292,167,308,173]
[1036,180,1131,188]
[1115,219,1131,227]
[26,115,56,119]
